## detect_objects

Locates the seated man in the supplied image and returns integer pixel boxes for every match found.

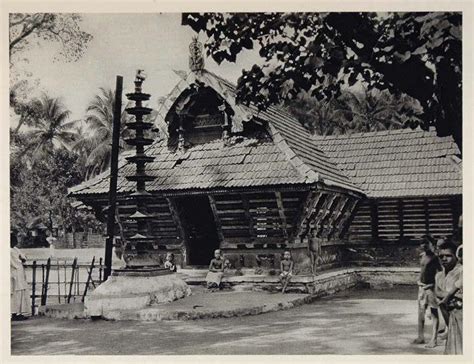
[206,249,225,291]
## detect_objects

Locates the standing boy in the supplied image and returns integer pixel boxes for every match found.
[413,237,442,346]
[280,251,294,293]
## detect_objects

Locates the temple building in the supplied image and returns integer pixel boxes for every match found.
[69,44,462,273]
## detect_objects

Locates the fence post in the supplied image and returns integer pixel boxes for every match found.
[63,260,67,301]
[57,260,61,304]
[99,257,103,282]
[41,258,51,306]
[31,261,37,316]
[41,263,45,297]
[82,257,96,302]
[67,258,78,303]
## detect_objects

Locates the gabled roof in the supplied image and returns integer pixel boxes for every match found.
[155,70,361,192]
[70,70,362,198]
[314,128,462,198]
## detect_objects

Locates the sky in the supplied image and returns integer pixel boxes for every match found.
[10,13,262,123]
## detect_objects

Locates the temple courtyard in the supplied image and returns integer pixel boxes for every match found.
[11,286,444,355]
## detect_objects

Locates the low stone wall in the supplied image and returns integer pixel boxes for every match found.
[179,266,419,294]
[339,242,420,267]
[220,242,420,275]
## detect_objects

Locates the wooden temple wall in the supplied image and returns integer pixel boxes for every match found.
[342,195,462,266]
[211,191,307,270]
[93,192,460,271]
[347,195,460,242]
[211,189,360,273]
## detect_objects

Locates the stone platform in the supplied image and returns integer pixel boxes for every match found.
[84,273,191,318]
[38,266,419,321]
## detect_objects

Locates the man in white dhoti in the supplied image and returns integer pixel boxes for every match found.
[206,249,225,291]
[46,231,57,258]
[11,233,29,320]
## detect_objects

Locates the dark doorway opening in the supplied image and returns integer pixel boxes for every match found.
[175,195,220,266]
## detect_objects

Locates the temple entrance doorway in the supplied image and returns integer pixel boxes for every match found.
[175,195,220,267]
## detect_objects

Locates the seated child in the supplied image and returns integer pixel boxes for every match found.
[164,253,177,272]
[206,249,225,291]
[280,250,293,293]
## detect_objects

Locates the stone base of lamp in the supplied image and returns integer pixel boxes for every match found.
[84,272,191,319]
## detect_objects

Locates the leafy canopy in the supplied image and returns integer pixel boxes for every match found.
[182,12,462,148]
[9,13,93,62]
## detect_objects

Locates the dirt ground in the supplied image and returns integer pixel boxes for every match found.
[11,286,446,355]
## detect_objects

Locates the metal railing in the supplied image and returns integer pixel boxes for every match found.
[24,257,105,316]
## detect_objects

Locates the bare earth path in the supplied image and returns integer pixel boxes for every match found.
[11,286,445,355]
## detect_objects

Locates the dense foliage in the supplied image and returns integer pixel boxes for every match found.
[182,12,462,148]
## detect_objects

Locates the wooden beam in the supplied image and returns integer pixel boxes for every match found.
[208,195,225,243]
[166,197,186,241]
[275,192,289,239]
[316,194,338,238]
[241,194,256,237]
[370,199,379,243]
[424,197,430,235]
[290,190,313,240]
[327,196,350,239]
[104,75,123,281]
[294,191,324,241]
[335,198,359,239]
[398,199,404,240]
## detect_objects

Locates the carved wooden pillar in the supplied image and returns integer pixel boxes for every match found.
[208,195,225,244]
[275,192,289,240]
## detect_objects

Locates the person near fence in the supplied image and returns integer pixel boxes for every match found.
[46,230,57,258]
[11,232,29,321]
[206,249,225,291]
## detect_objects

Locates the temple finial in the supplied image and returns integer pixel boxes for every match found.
[189,37,204,72]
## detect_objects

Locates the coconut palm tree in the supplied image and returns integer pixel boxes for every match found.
[286,93,351,135]
[339,88,404,132]
[78,88,133,179]
[19,94,76,159]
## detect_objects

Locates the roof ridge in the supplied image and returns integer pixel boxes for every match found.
[267,123,320,184]
[313,127,435,140]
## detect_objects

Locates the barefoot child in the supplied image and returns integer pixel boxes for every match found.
[413,237,442,347]
[280,251,293,293]
[164,253,177,272]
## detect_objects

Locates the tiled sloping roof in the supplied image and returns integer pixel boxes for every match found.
[69,138,311,197]
[153,70,360,193]
[314,129,462,198]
